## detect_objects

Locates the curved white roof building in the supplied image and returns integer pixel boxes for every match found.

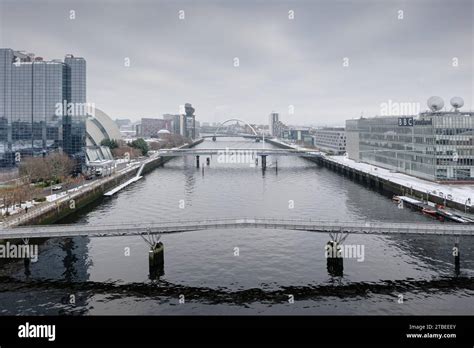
[86,107,122,146]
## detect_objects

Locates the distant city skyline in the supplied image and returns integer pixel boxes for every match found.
[1,0,472,125]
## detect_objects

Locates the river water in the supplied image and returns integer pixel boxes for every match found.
[1,138,473,315]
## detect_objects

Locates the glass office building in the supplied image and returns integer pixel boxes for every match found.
[346,110,474,181]
[64,54,87,161]
[0,48,86,167]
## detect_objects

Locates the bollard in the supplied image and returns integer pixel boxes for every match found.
[196,155,200,168]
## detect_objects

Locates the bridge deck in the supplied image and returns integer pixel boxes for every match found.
[156,148,322,157]
[201,134,260,138]
[1,218,473,240]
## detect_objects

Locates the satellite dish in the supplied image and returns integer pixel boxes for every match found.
[450,96,464,110]
[427,96,444,112]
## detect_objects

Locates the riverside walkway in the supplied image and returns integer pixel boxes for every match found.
[1,218,473,240]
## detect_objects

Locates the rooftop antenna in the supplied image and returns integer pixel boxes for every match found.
[427,96,444,113]
[450,96,464,112]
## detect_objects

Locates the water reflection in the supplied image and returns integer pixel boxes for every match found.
[1,138,472,314]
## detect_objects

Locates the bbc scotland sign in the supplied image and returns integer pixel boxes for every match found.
[398,117,432,127]
[398,117,413,127]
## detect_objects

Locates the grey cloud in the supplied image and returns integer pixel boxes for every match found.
[0,0,472,126]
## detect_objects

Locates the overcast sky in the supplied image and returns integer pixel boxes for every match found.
[0,0,473,126]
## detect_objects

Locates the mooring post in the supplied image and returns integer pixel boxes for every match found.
[24,258,31,276]
[196,155,200,168]
[22,238,31,276]
[454,237,460,274]
[261,155,267,170]
[149,242,165,280]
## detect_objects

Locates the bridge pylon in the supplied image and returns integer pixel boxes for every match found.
[325,230,348,277]
[149,242,165,280]
[326,240,343,277]
[140,230,164,280]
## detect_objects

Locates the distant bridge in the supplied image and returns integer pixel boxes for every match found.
[156,148,322,158]
[213,118,259,137]
[1,218,473,240]
[201,134,262,139]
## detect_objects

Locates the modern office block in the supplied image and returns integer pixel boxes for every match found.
[0,49,87,167]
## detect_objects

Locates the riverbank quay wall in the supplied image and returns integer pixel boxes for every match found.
[1,139,205,228]
[316,157,473,213]
[265,138,471,213]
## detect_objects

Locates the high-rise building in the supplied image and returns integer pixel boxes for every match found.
[345,97,473,181]
[63,54,87,160]
[0,48,87,167]
[183,103,196,139]
[179,114,187,137]
[268,112,279,136]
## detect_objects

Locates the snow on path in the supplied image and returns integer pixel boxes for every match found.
[328,155,473,206]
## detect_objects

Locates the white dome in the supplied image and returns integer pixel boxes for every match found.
[450,96,464,109]
[427,96,444,112]
[157,129,171,134]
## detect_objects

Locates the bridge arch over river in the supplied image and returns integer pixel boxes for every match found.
[213,118,259,137]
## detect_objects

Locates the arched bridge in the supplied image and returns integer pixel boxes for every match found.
[1,218,473,240]
[214,118,259,137]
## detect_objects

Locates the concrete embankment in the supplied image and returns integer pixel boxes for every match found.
[264,138,294,150]
[313,156,472,213]
[1,139,204,228]
[265,138,472,214]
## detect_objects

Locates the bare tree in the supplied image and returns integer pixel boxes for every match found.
[19,152,74,184]
[112,146,141,159]
[148,141,164,151]
[46,152,75,182]
[19,157,49,182]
